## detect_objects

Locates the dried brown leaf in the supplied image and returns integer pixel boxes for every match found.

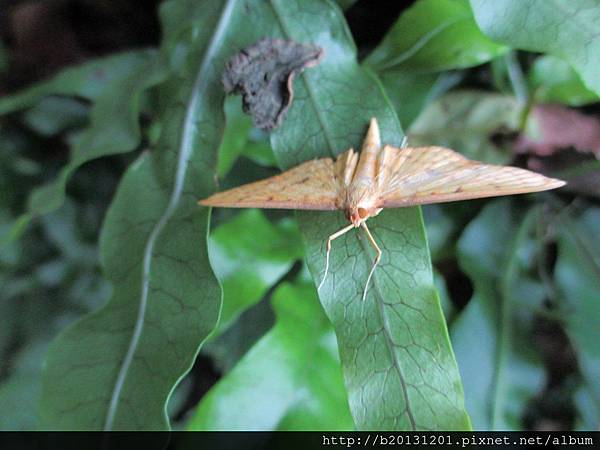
[517,104,600,158]
[222,38,323,130]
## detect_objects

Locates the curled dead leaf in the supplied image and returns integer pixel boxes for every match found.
[222,38,323,131]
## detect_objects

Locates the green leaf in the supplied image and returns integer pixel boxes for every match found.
[40,200,96,263]
[434,268,455,321]
[187,277,354,431]
[241,138,278,168]
[334,0,357,10]
[209,209,303,334]
[38,0,269,430]
[0,213,32,248]
[269,0,470,431]
[0,50,155,112]
[202,295,275,375]
[555,207,600,405]
[0,196,109,429]
[0,341,48,430]
[423,204,461,262]
[217,97,253,177]
[27,54,167,216]
[378,72,439,129]
[22,97,88,137]
[452,200,545,430]
[365,0,507,73]
[470,0,600,96]
[408,90,520,164]
[0,50,165,246]
[530,55,600,106]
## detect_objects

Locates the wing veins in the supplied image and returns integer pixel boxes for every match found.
[199,158,339,210]
[379,146,564,207]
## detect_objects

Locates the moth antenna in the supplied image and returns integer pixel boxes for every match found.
[361,222,382,301]
[317,223,355,292]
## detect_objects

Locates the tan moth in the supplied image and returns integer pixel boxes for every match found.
[199,118,565,299]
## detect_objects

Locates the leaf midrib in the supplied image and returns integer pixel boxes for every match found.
[374,15,467,72]
[269,0,420,430]
[355,229,417,430]
[269,0,337,158]
[102,0,237,431]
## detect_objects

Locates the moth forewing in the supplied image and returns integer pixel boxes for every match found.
[198,158,339,210]
[375,145,396,191]
[379,146,566,208]
[335,148,358,189]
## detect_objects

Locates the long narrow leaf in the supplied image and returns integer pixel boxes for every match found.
[452,200,545,429]
[269,0,471,431]
[38,0,267,430]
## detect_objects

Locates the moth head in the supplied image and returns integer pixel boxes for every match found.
[347,206,370,227]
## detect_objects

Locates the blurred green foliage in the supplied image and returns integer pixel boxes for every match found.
[188,273,354,431]
[365,0,507,73]
[1,0,599,432]
[530,56,600,107]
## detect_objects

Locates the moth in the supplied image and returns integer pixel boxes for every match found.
[199,118,565,299]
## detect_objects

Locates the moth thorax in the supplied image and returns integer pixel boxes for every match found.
[346,205,381,226]
[343,180,375,225]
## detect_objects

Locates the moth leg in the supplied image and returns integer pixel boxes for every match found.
[361,222,382,301]
[317,223,355,292]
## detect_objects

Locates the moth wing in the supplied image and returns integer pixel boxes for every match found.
[378,145,565,207]
[199,158,339,210]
